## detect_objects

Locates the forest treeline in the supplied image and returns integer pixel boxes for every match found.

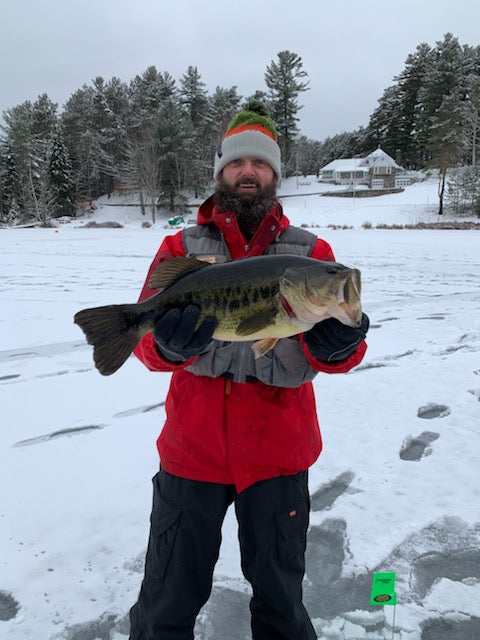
[1,35,480,225]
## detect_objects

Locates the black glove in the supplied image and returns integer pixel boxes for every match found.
[303,313,369,362]
[153,305,216,362]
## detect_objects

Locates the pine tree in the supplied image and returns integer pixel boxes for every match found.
[156,96,193,215]
[265,51,310,176]
[428,91,466,214]
[123,67,179,217]
[464,75,480,165]
[48,131,74,217]
[363,43,434,168]
[61,86,97,199]
[128,67,176,117]
[1,95,59,222]
[179,66,209,194]
[91,76,129,195]
[394,43,434,168]
[205,86,241,176]
[415,33,465,166]
[296,136,322,176]
[0,144,18,221]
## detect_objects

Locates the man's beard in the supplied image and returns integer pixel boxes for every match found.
[214,176,279,238]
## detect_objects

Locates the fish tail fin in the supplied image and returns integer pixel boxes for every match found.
[74,304,142,375]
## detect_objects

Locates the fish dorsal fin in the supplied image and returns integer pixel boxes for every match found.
[148,256,210,290]
[236,309,277,337]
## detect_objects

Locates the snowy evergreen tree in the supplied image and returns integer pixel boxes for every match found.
[364,42,435,168]
[61,85,98,200]
[0,145,18,222]
[463,75,480,165]
[91,76,129,196]
[123,67,179,216]
[179,66,210,194]
[365,85,404,155]
[128,67,176,117]
[48,131,75,217]
[447,165,480,214]
[296,136,322,176]
[204,86,241,175]
[428,91,467,214]
[1,95,59,222]
[318,130,364,166]
[265,51,310,176]
[61,77,128,203]
[415,34,466,166]
[156,96,193,214]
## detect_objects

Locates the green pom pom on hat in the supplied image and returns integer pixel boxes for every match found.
[214,99,281,179]
[226,99,278,140]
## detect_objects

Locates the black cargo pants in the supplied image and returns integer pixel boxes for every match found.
[129,469,316,640]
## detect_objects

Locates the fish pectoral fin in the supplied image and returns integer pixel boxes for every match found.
[252,338,279,358]
[235,309,277,337]
[148,256,210,290]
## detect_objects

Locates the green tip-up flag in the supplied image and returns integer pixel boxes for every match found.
[370,572,397,606]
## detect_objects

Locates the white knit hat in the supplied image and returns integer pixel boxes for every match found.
[213,100,281,179]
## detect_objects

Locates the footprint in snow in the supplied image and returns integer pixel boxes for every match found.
[0,590,20,621]
[51,611,119,640]
[310,471,356,511]
[400,431,440,461]
[417,403,450,419]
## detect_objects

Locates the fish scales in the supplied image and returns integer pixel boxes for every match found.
[157,280,280,338]
[147,257,284,338]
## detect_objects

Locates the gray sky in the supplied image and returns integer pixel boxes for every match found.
[2,0,480,141]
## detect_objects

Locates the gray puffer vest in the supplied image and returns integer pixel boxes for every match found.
[180,223,319,387]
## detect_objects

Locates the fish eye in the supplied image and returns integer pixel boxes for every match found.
[326,267,337,274]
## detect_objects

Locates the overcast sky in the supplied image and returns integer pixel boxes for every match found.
[2,0,480,141]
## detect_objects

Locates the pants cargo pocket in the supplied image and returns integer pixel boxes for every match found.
[275,508,308,568]
[146,495,182,582]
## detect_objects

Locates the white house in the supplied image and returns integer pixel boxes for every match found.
[320,148,408,189]
[319,158,369,186]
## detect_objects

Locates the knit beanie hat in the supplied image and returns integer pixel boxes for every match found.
[213,99,281,179]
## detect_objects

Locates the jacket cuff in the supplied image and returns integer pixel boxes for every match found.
[133,332,196,372]
[300,334,367,374]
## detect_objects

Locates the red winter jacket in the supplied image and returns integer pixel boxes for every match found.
[134,197,367,491]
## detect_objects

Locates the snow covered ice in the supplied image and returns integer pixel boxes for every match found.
[1,177,480,639]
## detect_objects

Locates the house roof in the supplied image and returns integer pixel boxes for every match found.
[320,158,368,173]
[360,148,402,169]
[321,148,403,172]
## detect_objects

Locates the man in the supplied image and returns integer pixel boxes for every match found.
[129,101,368,640]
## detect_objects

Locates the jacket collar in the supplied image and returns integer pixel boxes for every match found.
[197,195,289,259]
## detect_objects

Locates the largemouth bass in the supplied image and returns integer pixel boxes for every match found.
[74,254,362,376]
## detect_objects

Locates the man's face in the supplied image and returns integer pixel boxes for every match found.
[221,157,276,199]
[215,157,279,237]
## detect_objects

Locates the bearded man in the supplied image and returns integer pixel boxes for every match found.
[129,100,369,640]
